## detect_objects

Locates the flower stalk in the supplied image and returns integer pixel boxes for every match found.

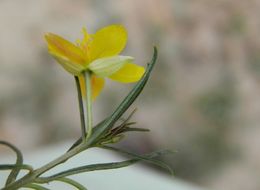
[84,71,93,141]
[2,143,87,190]
[74,76,86,142]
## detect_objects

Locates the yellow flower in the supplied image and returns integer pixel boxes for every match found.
[45,25,145,99]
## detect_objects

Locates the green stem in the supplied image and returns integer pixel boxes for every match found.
[84,71,93,141]
[74,76,86,142]
[2,143,87,190]
[55,178,88,190]
[0,164,33,172]
[0,140,24,185]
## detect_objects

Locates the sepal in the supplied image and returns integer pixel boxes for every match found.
[88,56,134,77]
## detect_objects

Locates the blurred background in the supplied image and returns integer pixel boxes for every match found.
[1,0,260,190]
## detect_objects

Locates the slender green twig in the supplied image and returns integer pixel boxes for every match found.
[56,177,88,190]
[84,71,93,141]
[0,140,24,185]
[0,164,33,172]
[2,143,87,190]
[74,76,86,142]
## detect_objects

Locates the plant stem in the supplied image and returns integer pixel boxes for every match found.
[2,143,88,190]
[74,76,86,142]
[84,71,93,141]
[4,73,94,189]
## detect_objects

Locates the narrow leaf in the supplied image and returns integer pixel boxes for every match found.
[56,177,88,190]
[109,108,138,136]
[37,160,137,183]
[69,110,142,151]
[101,146,174,175]
[88,47,158,146]
[37,148,165,183]
[68,118,108,151]
[123,127,150,132]
[0,141,24,185]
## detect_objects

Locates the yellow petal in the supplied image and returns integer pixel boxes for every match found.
[109,63,145,83]
[91,75,105,100]
[45,33,86,65]
[79,75,105,100]
[88,25,127,62]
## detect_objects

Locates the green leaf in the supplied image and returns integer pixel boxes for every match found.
[69,109,141,149]
[107,108,138,136]
[68,118,108,151]
[88,47,158,146]
[101,146,174,175]
[56,178,88,190]
[120,127,150,133]
[24,184,51,190]
[0,141,24,185]
[37,160,137,183]
[36,148,166,183]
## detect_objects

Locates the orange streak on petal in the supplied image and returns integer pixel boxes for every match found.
[79,75,105,101]
[45,33,85,65]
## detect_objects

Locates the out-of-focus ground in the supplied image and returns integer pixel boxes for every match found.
[0,0,260,190]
